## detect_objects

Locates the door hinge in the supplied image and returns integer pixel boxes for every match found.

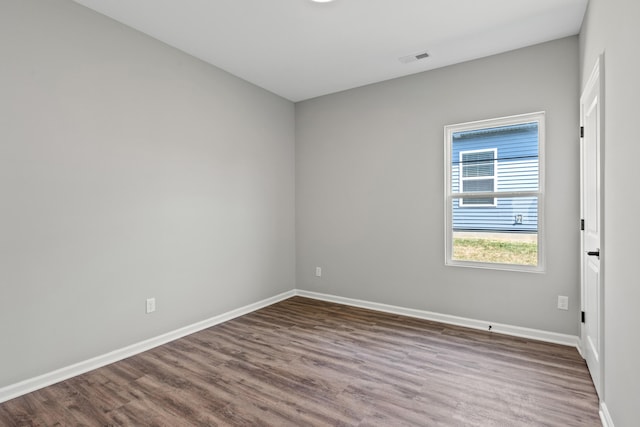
[581,311,585,323]
[581,219,585,231]
[580,126,584,138]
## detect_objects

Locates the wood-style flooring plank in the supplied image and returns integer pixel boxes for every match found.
[0,296,601,426]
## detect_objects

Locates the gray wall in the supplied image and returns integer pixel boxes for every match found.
[580,0,640,425]
[0,0,295,387]
[296,37,580,335]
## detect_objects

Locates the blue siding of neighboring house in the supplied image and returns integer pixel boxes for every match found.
[452,123,539,233]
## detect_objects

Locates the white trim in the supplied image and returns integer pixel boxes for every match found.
[600,402,614,427]
[0,290,296,404]
[295,289,579,348]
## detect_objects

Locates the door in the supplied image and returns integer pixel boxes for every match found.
[580,55,604,398]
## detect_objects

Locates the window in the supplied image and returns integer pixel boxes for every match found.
[444,112,545,272]
[459,149,497,207]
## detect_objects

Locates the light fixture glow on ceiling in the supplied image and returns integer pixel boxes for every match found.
[311,0,335,3]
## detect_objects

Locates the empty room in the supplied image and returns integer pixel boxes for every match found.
[1,0,638,426]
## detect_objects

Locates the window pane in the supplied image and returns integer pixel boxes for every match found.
[461,178,495,206]
[451,196,538,266]
[461,151,495,177]
[453,196,538,232]
[461,197,495,206]
[462,179,494,192]
[452,122,538,193]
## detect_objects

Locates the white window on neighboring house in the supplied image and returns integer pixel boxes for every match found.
[444,112,545,272]
[459,149,497,207]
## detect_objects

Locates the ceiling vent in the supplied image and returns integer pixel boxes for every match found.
[399,51,430,64]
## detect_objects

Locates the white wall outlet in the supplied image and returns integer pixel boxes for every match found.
[146,297,156,314]
[315,267,322,277]
[557,295,569,310]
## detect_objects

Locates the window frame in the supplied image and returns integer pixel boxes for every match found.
[444,112,546,273]
[458,148,498,207]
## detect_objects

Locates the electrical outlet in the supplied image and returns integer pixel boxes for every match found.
[146,297,156,314]
[557,295,568,310]
[315,267,322,277]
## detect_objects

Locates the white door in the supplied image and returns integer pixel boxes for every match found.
[580,56,604,398]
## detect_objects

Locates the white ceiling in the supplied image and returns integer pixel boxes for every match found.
[73,0,588,102]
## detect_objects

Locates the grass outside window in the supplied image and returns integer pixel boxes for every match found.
[453,233,537,266]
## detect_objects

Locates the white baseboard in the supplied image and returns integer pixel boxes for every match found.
[295,289,579,348]
[0,290,296,404]
[576,337,585,359]
[600,402,614,427]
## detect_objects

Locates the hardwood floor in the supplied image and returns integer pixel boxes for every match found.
[0,297,601,426]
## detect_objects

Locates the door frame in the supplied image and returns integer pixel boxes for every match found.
[580,54,604,398]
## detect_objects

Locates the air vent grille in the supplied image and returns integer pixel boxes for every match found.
[399,51,430,64]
